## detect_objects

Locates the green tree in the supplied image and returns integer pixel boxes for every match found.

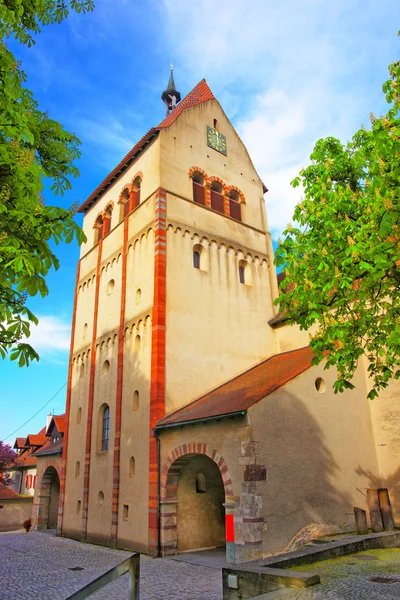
[0,1,94,365]
[275,55,400,400]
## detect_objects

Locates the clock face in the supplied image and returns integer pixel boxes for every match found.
[207,126,227,156]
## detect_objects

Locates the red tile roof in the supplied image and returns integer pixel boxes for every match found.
[13,437,27,450]
[13,449,37,468]
[79,80,216,214]
[0,482,20,500]
[46,414,65,436]
[78,128,158,213]
[157,79,214,129]
[156,347,314,429]
[26,433,47,447]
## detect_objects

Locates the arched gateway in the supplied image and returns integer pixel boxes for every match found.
[159,444,235,558]
[34,466,60,529]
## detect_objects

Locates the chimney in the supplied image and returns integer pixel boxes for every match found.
[46,412,53,433]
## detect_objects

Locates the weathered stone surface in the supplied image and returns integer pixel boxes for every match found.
[354,507,368,535]
[378,488,395,531]
[367,489,384,533]
[240,441,260,457]
[244,464,267,481]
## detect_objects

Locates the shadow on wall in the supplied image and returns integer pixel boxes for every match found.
[259,391,356,554]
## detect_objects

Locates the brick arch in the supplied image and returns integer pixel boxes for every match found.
[118,184,130,203]
[227,185,246,204]
[130,170,143,191]
[158,444,234,557]
[207,175,228,194]
[188,166,208,181]
[103,200,114,213]
[161,443,233,499]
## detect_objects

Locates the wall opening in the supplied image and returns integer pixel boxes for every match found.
[176,454,225,552]
[36,466,60,530]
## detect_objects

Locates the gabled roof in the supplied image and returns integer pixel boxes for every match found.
[0,482,20,500]
[156,346,314,429]
[13,437,27,450]
[25,433,47,447]
[78,79,269,212]
[78,128,158,213]
[34,438,63,457]
[46,414,65,436]
[158,79,214,129]
[79,80,215,214]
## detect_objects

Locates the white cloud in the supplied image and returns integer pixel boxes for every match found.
[162,0,399,237]
[24,315,71,362]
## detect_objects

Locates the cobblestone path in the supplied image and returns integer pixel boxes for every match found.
[2,532,400,599]
[0,531,222,600]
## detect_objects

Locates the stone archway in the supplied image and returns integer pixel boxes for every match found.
[159,444,234,558]
[35,466,60,530]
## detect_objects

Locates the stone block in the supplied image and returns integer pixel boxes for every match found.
[354,507,368,535]
[241,441,260,457]
[241,482,256,494]
[367,489,384,533]
[244,465,267,482]
[237,426,254,441]
[238,456,256,466]
[379,488,395,531]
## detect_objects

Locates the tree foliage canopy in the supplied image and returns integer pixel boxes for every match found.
[275,54,400,400]
[0,440,17,485]
[0,0,94,365]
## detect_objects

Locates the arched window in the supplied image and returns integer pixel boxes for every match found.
[103,205,112,236]
[94,215,104,245]
[192,172,205,206]
[196,472,207,493]
[192,244,207,271]
[100,405,110,451]
[132,177,141,209]
[239,260,251,285]
[193,250,200,269]
[210,181,224,214]
[121,188,130,220]
[229,190,242,222]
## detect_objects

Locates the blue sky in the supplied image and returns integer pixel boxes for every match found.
[1,0,399,443]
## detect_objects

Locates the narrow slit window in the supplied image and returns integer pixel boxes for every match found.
[239,265,245,284]
[101,406,110,451]
[193,250,200,269]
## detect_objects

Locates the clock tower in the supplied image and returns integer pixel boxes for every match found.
[60,76,278,556]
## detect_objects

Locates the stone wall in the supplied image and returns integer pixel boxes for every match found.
[0,497,33,532]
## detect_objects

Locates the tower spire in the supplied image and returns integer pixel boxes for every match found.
[161,63,181,116]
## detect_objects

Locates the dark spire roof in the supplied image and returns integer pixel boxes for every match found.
[161,64,181,114]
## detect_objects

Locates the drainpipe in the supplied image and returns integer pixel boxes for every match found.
[155,430,162,558]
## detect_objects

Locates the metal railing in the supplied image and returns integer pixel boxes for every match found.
[66,553,140,599]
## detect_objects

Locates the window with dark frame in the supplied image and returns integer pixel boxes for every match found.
[95,217,104,244]
[210,181,224,214]
[193,250,200,269]
[133,178,141,209]
[229,190,241,221]
[239,265,245,284]
[192,172,205,205]
[101,406,110,451]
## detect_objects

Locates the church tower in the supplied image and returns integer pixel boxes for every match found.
[59,74,279,556]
